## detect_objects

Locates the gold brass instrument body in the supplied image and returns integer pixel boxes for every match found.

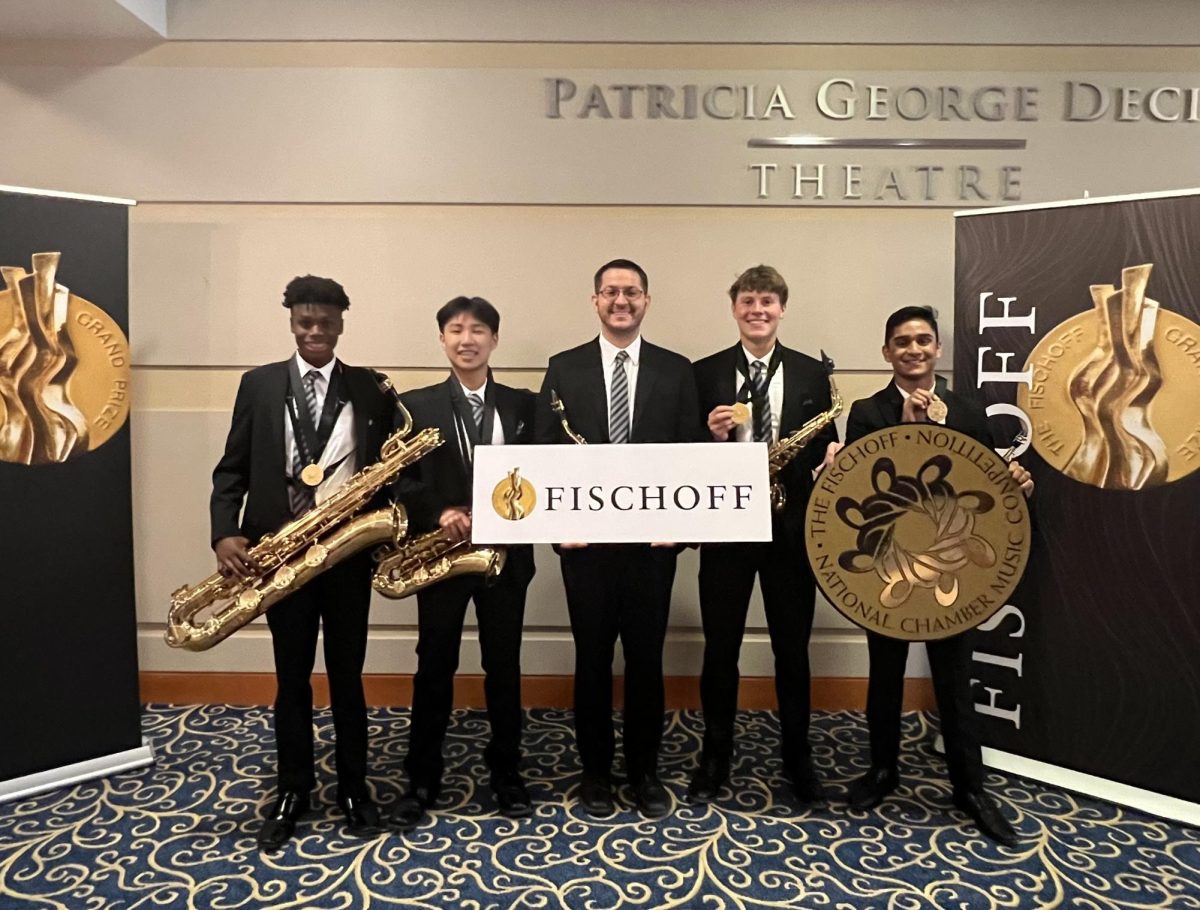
[550,389,588,445]
[372,531,505,598]
[165,407,443,652]
[767,354,843,512]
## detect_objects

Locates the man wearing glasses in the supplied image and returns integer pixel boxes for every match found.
[535,258,701,818]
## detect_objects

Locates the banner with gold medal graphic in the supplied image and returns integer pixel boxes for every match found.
[955,189,1200,821]
[0,187,149,803]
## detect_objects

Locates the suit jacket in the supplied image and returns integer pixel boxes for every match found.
[534,337,702,445]
[693,343,839,539]
[844,376,994,447]
[394,374,536,585]
[210,358,393,546]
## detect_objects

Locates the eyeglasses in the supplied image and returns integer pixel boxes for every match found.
[597,286,645,301]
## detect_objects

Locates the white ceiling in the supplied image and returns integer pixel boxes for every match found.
[0,0,164,39]
[3,0,1200,45]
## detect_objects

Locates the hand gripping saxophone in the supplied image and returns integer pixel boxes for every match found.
[767,352,843,512]
[165,399,442,652]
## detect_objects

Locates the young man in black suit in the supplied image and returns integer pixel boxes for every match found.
[210,275,394,851]
[389,296,536,829]
[831,305,1033,846]
[690,264,839,807]
[535,258,701,818]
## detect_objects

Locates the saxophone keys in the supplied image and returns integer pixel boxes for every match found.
[304,543,329,567]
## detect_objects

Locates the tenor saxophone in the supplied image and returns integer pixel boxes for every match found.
[372,531,505,598]
[165,401,442,652]
[767,352,843,512]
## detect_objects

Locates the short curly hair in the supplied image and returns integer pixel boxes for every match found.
[281,275,350,310]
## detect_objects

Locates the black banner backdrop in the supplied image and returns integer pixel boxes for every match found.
[0,188,147,794]
[955,190,1200,813]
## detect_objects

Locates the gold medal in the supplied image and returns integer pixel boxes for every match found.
[730,402,752,425]
[927,396,948,423]
[300,463,324,487]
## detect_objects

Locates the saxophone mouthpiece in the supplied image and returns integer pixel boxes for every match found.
[550,389,564,412]
[820,350,836,374]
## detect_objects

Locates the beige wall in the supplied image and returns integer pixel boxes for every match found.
[4,31,1197,682]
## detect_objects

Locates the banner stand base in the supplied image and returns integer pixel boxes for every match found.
[0,742,155,805]
[981,744,1200,828]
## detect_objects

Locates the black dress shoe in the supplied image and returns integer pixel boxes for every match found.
[577,773,615,817]
[257,791,309,852]
[389,786,435,832]
[786,761,828,808]
[491,771,533,819]
[687,756,729,804]
[339,794,384,838]
[953,790,1020,847]
[632,775,671,818]
[847,766,900,810]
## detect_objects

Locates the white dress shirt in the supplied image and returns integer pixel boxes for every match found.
[599,333,642,439]
[285,352,357,504]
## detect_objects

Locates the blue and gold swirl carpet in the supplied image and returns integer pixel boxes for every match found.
[2,706,1198,909]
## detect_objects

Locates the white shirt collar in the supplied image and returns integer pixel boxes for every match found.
[458,376,488,400]
[741,344,776,370]
[893,378,935,400]
[599,333,642,366]
[294,351,337,383]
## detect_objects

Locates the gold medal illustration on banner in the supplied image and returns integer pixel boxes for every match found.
[492,467,536,520]
[730,402,752,425]
[1016,263,1200,489]
[926,396,948,423]
[0,252,131,465]
[805,425,1031,641]
[300,463,325,487]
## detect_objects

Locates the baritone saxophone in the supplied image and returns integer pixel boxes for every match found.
[768,352,843,512]
[165,395,442,652]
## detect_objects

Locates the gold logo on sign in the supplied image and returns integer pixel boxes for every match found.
[0,252,131,464]
[491,467,536,521]
[1017,263,1200,489]
[806,426,1031,641]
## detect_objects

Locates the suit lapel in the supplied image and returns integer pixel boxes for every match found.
[494,384,517,444]
[265,360,289,480]
[878,382,904,427]
[631,341,658,439]
[436,375,473,477]
[581,339,607,443]
[777,345,800,433]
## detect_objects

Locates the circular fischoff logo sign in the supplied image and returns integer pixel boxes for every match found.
[491,467,537,521]
[805,425,1031,641]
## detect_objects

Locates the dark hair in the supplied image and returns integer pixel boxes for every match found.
[436,295,500,334]
[884,305,939,343]
[729,264,788,305]
[282,274,350,310]
[593,258,648,294]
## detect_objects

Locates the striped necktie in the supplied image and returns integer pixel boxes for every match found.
[467,391,485,435]
[609,350,630,444]
[751,360,772,443]
[288,370,320,516]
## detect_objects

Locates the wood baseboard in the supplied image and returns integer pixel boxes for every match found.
[140,672,936,712]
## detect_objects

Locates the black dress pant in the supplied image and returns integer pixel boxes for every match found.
[697,533,817,768]
[265,554,373,798]
[560,545,677,783]
[865,628,984,793]
[404,571,529,791]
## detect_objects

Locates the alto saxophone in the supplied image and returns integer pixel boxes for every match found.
[767,352,843,512]
[165,399,442,652]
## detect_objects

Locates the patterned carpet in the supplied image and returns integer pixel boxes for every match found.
[1,706,1198,910]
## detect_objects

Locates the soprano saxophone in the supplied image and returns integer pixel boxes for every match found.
[767,351,843,512]
[165,398,442,652]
